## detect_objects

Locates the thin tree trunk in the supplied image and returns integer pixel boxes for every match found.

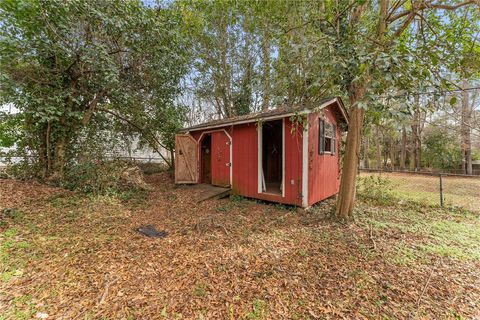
[261,26,271,111]
[389,137,396,170]
[400,126,406,170]
[170,148,175,171]
[411,96,421,171]
[363,136,369,169]
[461,79,472,175]
[375,126,382,169]
[46,120,52,176]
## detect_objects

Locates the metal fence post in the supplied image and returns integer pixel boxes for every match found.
[439,174,444,207]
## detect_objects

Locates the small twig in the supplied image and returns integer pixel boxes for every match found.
[369,223,377,250]
[412,268,435,319]
[214,223,230,235]
[99,275,116,305]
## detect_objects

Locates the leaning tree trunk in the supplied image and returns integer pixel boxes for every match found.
[335,85,366,220]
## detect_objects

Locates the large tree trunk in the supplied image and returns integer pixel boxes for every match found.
[52,135,67,181]
[335,85,366,220]
[461,79,472,175]
[400,126,406,170]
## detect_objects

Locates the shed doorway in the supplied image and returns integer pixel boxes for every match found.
[200,134,212,184]
[260,119,284,195]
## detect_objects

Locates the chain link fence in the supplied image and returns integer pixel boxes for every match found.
[358,169,480,213]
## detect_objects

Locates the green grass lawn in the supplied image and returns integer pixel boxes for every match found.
[359,172,480,213]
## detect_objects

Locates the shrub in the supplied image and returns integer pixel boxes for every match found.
[356,175,395,204]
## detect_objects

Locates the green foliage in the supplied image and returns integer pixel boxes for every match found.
[356,175,394,204]
[423,126,462,169]
[0,112,22,148]
[0,0,189,179]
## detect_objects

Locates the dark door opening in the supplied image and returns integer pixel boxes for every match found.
[201,134,212,184]
[262,119,283,195]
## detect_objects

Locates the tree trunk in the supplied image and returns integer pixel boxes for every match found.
[375,126,382,169]
[261,26,271,111]
[400,126,406,170]
[389,137,396,170]
[411,96,421,171]
[52,135,67,181]
[170,148,175,171]
[461,79,472,175]
[363,136,369,169]
[335,85,366,220]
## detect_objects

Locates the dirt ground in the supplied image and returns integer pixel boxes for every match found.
[1,173,479,319]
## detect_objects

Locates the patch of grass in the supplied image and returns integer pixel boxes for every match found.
[216,203,233,213]
[230,194,246,203]
[245,299,268,319]
[387,245,419,266]
[117,188,149,206]
[2,294,36,320]
[361,202,480,261]
[48,194,82,208]
[1,228,32,283]
[193,281,209,298]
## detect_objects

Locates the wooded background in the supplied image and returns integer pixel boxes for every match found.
[0,0,479,219]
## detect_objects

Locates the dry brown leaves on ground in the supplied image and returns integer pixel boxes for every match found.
[0,173,479,319]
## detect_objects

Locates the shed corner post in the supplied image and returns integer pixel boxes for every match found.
[301,119,309,208]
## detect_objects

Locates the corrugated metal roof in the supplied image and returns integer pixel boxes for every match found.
[183,97,347,132]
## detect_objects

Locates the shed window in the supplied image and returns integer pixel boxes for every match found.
[319,119,336,155]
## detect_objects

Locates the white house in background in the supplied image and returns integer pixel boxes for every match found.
[106,136,170,163]
[1,104,170,166]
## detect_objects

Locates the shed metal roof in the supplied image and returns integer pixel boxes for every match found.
[183,97,348,132]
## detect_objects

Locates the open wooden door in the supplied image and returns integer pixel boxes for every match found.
[175,134,198,184]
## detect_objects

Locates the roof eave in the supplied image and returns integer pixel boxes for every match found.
[181,97,347,133]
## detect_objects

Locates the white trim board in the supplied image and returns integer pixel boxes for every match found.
[257,124,263,193]
[282,118,285,198]
[302,120,309,208]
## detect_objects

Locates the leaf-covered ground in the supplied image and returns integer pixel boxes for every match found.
[1,173,479,319]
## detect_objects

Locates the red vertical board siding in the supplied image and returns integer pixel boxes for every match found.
[230,120,303,206]
[307,106,341,206]
[283,118,304,206]
[211,131,231,187]
[186,119,303,206]
[231,123,257,196]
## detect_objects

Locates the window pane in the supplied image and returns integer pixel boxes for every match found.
[325,137,332,152]
[324,122,334,138]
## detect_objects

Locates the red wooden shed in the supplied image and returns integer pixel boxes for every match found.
[175,97,348,208]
